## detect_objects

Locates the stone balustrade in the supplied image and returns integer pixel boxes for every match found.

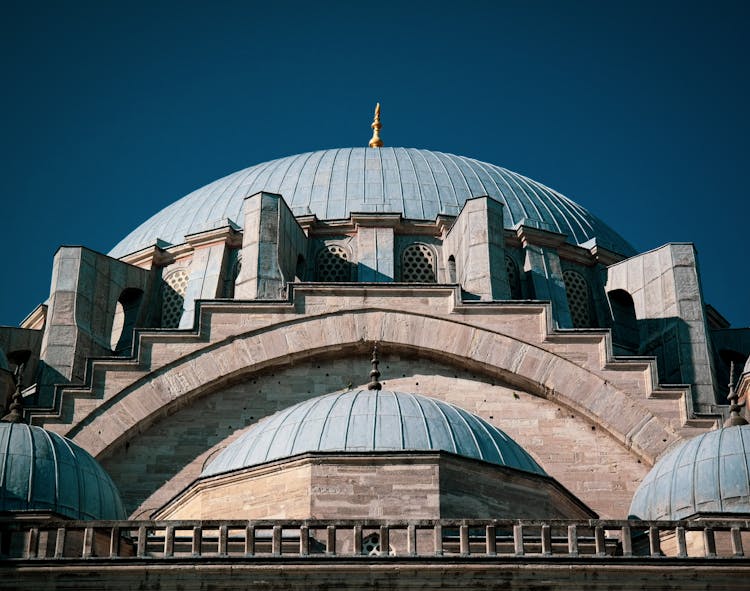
[2,519,749,561]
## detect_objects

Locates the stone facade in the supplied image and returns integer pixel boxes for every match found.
[2,146,749,589]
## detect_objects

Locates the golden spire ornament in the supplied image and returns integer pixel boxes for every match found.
[368,103,383,148]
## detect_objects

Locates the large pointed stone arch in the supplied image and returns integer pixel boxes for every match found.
[57,308,683,465]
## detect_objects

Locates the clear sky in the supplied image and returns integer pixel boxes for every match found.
[1,1,748,327]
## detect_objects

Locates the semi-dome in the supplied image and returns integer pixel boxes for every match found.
[203,389,545,477]
[0,422,126,520]
[629,425,750,520]
[110,147,635,258]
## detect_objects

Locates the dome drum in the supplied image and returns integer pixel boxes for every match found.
[156,450,596,521]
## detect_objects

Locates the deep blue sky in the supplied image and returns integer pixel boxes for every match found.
[2,1,748,327]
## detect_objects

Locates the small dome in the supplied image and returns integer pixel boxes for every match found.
[629,425,750,520]
[0,422,126,520]
[203,389,545,477]
[110,148,635,258]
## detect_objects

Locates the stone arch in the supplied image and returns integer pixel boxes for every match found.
[99,354,650,520]
[63,309,681,471]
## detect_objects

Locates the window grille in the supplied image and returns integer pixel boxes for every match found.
[563,269,591,328]
[316,245,352,282]
[162,269,189,328]
[401,243,436,283]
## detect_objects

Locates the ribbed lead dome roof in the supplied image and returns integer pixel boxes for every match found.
[629,425,750,520]
[110,147,635,258]
[202,389,545,477]
[0,422,126,520]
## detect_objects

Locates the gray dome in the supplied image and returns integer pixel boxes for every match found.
[110,147,635,258]
[629,425,750,520]
[0,422,126,520]
[203,389,545,477]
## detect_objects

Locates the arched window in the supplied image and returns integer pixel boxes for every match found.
[401,243,436,283]
[111,288,144,355]
[222,251,241,298]
[608,289,639,353]
[447,255,457,283]
[563,269,592,328]
[162,269,189,328]
[505,255,522,299]
[316,245,352,282]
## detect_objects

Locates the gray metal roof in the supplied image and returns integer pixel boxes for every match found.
[0,422,126,520]
[629,425,750,520]
[110,147,635,258]
[202,389,546,477]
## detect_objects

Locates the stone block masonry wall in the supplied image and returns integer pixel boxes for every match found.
[607,243,718,409]
[179,241,230,329]
[235,192,308,299]
[37,247,153,405]
[443,197,511,300]
[102,356,648,520]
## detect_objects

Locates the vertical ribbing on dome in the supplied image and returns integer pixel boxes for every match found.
[368,344,382,390]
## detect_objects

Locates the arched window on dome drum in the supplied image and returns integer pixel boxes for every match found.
[316,245,353,282]
[161,269,189,328]
[563,269,592,328]
[110,288,144,355]
[400,243,436,283]
[505,255,522,299]
[222,251,241,298]
[447,255,457,284]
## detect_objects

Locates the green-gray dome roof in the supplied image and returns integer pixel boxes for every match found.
[0,422,126,520]
[203,389,545,477]
[629,425,750,520]
[110,147,635,258]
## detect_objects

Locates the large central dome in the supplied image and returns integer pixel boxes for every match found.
[110,148,635,258]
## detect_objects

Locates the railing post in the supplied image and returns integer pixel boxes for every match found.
[407,524,417,556]
[218,525,228,556]
[109,526,121,558]
[513,524,524,556]
[567,525,579,557]
[82,527,94,558]
[459,525,470,556]
[300,525,309,556]
[703,527,716,558]
[272,525,282,556]
[245,524,255,557]
[676,526,687,558]
[54,527,66,559]
[648,526,661,557]
[541,524,552,556]
[620,525,632,557]
[731,527,744,557]
[327,525,336,556]
[25,527,38,559]
[379,526,389,556]
[192,526,202,557]
[137,526,147,558]
[485,524,496,556]
[164,525,174,557]
[595,526,606,557]
[353,525,363,556]
[433,523,443,556]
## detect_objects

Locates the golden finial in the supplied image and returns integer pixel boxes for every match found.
[368,103,383,148]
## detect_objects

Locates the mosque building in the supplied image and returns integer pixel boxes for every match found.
[1,106,749,589]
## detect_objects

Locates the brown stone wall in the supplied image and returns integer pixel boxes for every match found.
[438,455,593,519]
[309,457,440,519]
[102,355,649,519]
